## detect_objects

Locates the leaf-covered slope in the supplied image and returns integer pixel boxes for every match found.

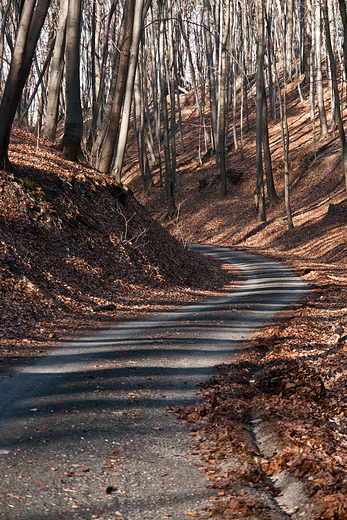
[0,128,236,373]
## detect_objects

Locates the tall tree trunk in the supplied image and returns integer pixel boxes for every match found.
[168,0,176,191]
[178,12,203,165]
[283,72,293,229]
[219,0,230,198]
[315,0,328,137]
[60,0,83,161]
[204,3,217,153]
[255,0,266,221]
[86,0,117,153]
[322,0,347,189]
[43,0,68,142]
[158,0,176,217]
[37,9,54,134]
[266,8,276,120]
[149,5,163,183]
[0,0,13,90]
[262,84,280,206]
[91,0,101,114]
[338,0,347,84]
[0,0,50,170]
[285,0,294,80]
[20,37,55,127]
[97,0,135,174]
[274,42,293,229]
[111,0,145,182]
[303,0,312,83]
[134,56,152,192]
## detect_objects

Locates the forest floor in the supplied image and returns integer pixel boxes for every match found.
[123,79,347,518]
[1,75,347,518]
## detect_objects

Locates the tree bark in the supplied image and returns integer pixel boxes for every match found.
[97,0,135,174]
[204,3,217,153]
[322,0,347,190]
[60,0,84,161]
[86,0,117,153]
[0,0,13,89]
[134,56,153,192]
[315,0,328,137]
[158,0,176,217]
[0,0,50,170]
[338,0,347,85]
[255,0,266,222]
[43,0,68,142]
[285,0,294,81]
[111,0,145,182]
[262,84,280,207]
[219,0,230,198]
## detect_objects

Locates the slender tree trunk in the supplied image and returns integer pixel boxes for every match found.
[262,84,280,206]
[91,0,101,113]
[168,0,176,190]
[20,37,55,127]
[244,9,250,131]
[286,0,294,80]
[97,0,135,174]
[266,9,276,120]
[176,74,185,154]
[149,5,163,183]
[44,0,68,142]
[134,62,153,192]
[60,0,83,161]
[283,73,293,229]
[111,0,144,182]
[315,0,328,137]
[158,0,176,216]
[219,0,230,197]
[37,9,54,133]
[310,48,317,160]
[303,0,312,83]
[293,30,304,102]
[204,4,217,153]
[338,0,347,85]
[255,0,266,221]
[86,0,117,153]
[142,35,156,164]
[178,13,203,165]
[91,9,126,164]
[0,0,50,170]
[274,52,293,229]
[0,0,13,91]
[322,0,347,189]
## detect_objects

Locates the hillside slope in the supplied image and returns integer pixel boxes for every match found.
[0,129,238,373]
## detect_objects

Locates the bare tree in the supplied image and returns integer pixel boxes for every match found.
[44,0,69,142]
[59,0,84,161]
[0,0,50,170]
[315,0,328,138]
[111,0,145,182]
[219,0,230,197]
[322,0,347,190]
[97,0,135,174]
[255,0,266,222]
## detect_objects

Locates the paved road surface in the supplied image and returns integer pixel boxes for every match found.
[0,246,307,520]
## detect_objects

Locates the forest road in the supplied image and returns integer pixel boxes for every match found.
[0,245,307,520]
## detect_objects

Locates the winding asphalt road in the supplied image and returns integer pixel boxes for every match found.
[0,246,307,520]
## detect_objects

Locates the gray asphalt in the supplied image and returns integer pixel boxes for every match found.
[0,246,307,520]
